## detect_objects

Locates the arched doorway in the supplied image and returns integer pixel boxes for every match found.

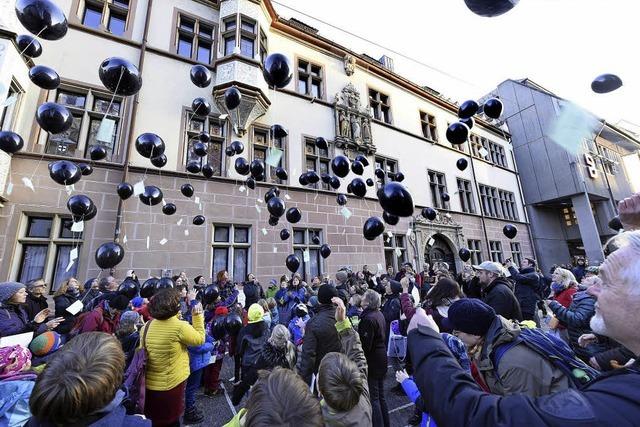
[424,234,457,274]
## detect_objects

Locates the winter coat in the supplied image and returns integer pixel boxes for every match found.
[549,291,607,360]
[269,307,279,330]
[461,276,482,299]
[299,304,341,384]
[188,334,215,372]
[255,341,295,371]
[265,286,278,300]
[0,304,47,337]
[0,378,35,427]
[242,281,265,310]
[507,266,541,319]
[78,303,120,334]
[552,286,577,308]
[118,331,139,371]
[237,321,269,367]
[400,378,437,427]
[358,308,387,379]
[408,324,640,427]
[594,345,636,371]
[288,314,310,346]
[481,277,523,321]
[276,287,306,326]
[381,293,401,329]
[53,291,81,335]
[572,266,587,283]
[475,316,571,397]
[80,288,101,305]
[24,293,48,321]
[321,318,372,427]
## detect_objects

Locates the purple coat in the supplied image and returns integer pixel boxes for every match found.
[0,304,47,337]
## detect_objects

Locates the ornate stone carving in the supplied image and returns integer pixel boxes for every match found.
[213,85,269,137]
[415,212,460,228]
[344,54,356,76]
[333,83,376,155]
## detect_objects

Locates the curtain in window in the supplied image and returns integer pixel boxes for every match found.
[233,248,248,283]
[19,245,48,284]
[52,246,79,292]
[213,248,228,279]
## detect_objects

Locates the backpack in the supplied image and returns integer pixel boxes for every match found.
[240,331,269,367]
[68,310,103,339]
[123,320,153,414]
[491,327,600,388]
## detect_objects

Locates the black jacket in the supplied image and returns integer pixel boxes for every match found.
[242,281,265,310]
[381,293,401,328]
[119,331,140,371]
[299,304,341,384]
[237,321,269,367]
[408,324,640,427]
[481,277,523,321]
[54,292,81,334]
[358,308,387,379]
[507,266,541,319]
[24,293,48,321]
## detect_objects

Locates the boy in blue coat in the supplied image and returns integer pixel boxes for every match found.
[185,326,215,423]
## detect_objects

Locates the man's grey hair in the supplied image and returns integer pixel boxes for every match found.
[605,230,640,296]
[362,289,381,310]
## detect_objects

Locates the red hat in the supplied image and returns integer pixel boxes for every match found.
[215,306,229,317]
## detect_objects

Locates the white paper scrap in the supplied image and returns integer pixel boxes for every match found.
[71,221,84,232]
[70,247,78,261]
[133,180,145,196]
[0,332,33,349]
[261,228,268,235]
[123,235,128,244]
[406,227,412,237]
[255,204,262,213]
[239,185,246,192]
[177,218,183,226]
[284,194,291,200]
[1,94,17,108]
[65,258,75,272]
[479,147,489,158]
[5,182,13,196]
[146,236,150,249]
[303,250,310,262]
[273,247,278,253]
[184,229,189,236]
[427,237,435,247]
[162,198,166,206]
[160,238,168,245]
[340,207,352,219]
[21,177,34,192]
[265,147,284,167]
[395,248,402,258]
[195,196,200,204]
[549,101,599,155]
[65,300,83,315]
[387,231,393,238]
[96,118,116,143]
[65,184,75,195]
[377,263,384,273]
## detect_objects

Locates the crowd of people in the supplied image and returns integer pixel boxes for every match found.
[1,195,640,426]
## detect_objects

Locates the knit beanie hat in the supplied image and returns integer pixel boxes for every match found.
[0,282,26,304]
[110,295,131,311]
[446,299,497,336]
[335,271,348,284]
[0,345,35,380]
[390,280,402,294]
[308,295,319,308]
[119,310,141,327]
[247,303,265,324]
[215,306,229,317]
[28,331,62,357]
[318,284,338,304]
[130,297,144,308]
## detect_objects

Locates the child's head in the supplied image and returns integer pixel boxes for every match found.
[267,297,277,310]
[257,299,269,313]
[317,352,365,412]
[349,294,362,308]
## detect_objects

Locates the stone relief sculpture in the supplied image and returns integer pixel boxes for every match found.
[333,83,376,154]
[339,111,350,138]
[344,54,356,76]
[350,115,361,142]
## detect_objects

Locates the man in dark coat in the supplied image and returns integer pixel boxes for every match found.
[506,258,542,323]
[242,274,264,310]
[298,284,342,385]
[473,262,523,321]
[24,279,49,321]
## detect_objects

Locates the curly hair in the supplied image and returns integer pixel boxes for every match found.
[148,288,181,320]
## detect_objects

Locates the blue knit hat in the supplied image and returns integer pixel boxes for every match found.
[446,299,497,336]
[0,282,26,304]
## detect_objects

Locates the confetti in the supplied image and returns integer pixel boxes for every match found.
[160,238,168,245]
[133,180,145,196]
[21,177,34,192]
[340,207,352,219]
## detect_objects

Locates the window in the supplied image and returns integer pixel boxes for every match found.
[498,190,518,221]
[479,184,516,219]
[46,87,123,160]
[221,15,261,59]
[79,0,130,36]
[510,242,522,266]
[489,241,503,263]
[369,89,391,124]
[259,29,268,63]
[252,126,287,183]
[374,157,397,187]
[384,234,408,272]
[457,178,475,213]
[297,59,323,99]
[467,239,482,265]
[428,170,449,209]
[222,16,237,56]
[596,145,620,175]
[0,81,22,131]
[16,215,82,292]
[305,137,330,190]
[469,134,489,160]
[489,141,507,167]
[174,13,215,64]
[293,229,323,281]
[185,112,226,175]
[212,225,250,283]
[562,206,577,226]
[420,111,438,141]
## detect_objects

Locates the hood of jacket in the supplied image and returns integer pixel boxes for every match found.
[321,394,372,427]
[479,316,521,362]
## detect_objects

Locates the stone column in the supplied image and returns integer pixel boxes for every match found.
[571,193,605,264]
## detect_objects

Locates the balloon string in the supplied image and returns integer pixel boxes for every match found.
[18,27,46,56]
[102,68,125,121]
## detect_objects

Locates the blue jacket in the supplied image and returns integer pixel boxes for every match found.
[188,334,215,372]
[269,307,279,331]
[0,304,47,337]
[276,288,306,326]
[288,314,310,346]
[401,378,437,427]
[0,379,34,427]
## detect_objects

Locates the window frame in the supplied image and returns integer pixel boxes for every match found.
[384,234,408,272]
[420,111,438,142]
[510,242,522,266]
[456,177,476,214]
[250,124,288,184]
[0,80,24,131]
[374,156,398,188]
[73,0,135,39]
[368,87,392,124]
[489,240,503,263]
[296,57,325,100]
[173,10,217,65]
[220,14,265,60]
[292,228,324,281]
[427,169,449,210]
[211,224,251,283]
[183,110,228,176]
[467,239,482,265]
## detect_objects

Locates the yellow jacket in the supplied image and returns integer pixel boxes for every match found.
[143,312,205,391]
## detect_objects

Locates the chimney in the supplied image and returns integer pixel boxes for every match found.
[379,55,394,72]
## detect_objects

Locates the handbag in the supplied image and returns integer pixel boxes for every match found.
[123,320,152,414]
[387,320,407,360]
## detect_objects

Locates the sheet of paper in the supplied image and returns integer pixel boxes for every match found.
[411,286,421,305]
[340,207,352,219]
[5,182,13,196]
[146,236,150,249]
[184,229,189,236]
[479,147,489,158]
[133,180,145,196]
[377,263,384,273]
[395,248,402,258]
[160,238,168,245]
[284,194,291,200]
[96,118,115,143]
[162,198,166,206]
[261,228,268,235]
[303,250,310,262]
[177,218,183,226]
[273,247,278,253]
[265,147,284,167]
[65,259,75,272]
[66,300,83,315]
[70,247,78,261]
[71,221,84,232]
[255,204,262,213]
[406,228,412,237]
[549,101,599,155]
[0,332,33,348]
[123,235,128,244]
[427,237,435,247]
[195,196,200,204]
[239,185,246,193]
[65,184,75,195]
[1,94,17,108]
[21,177,34,192]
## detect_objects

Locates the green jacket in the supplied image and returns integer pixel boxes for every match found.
[224,408,246,427]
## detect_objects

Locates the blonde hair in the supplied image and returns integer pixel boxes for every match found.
[269,325,296,369]
[266,297,277,310]
[257,299,269,313]
[554,268,577,288]
[54,278,84,298]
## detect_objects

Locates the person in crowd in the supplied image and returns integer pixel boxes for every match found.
[288,303,310,348]
[254,324,297,372]
[227,303,246,386]
[0,345,37,426]
[173,275,186,289]
[234,282,247,309]
[347,294,363,327]
[580,333,635,371]
[232,304,270,405]
[176,285,190,320]
[257,299,271,328]
[216,270,235,304]
[81,278,101,304]
[185,328,214,424]
[243,273,265,309]
[335,270,351,302]
[27,332,151,426]
[457,264,480,299]
[224,367,322,426]
[28,331,63,367]
[203,305,228,397]
[266,279,279,300]
[24,279,49,321]
[548,275,609,361]
[144,288,205,426]
[299,284,342,386]
[116,310,142,371]
[472,262,522,321]
[53,277,84,336]
[267,297,279,330]
[276,276,306,327]
[77,294,130,334]
[318,297,373,426]
[572,257,588,283]
[402,277,462,333]
[549,267,578,306]
[130,296,145,310]
[386,265,395,278]
[194,275,207,289]
[358,290,388,427]
[505,258,542,323]
[84,276,119,311]
[381,279,402,338]
[0,282,63,337]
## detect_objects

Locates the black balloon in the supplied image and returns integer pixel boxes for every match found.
[264,187,279,202]
[351,161,364,175]
[394,172,405,182]
[36,102,72,134]
[150,153,167,168]
[162,203,176,215]
[366,178,374,187]
[458,100,480,119]
[224,86,242,110]
[230,140,244,155]
[139,186,163,206]
[442,192,450,202]
[193,142,208,157]
[458,248,471,262]
[311,235,320,245]
[98,57,142,96]
[285,207,302,223]
[89,145,108,161]
[28,65,59,90]
[78,163,93,176]
[157,277,174,289]
[315,137,328,150]
[267,197,286,217]
[463,0,519,17]
[117,182,133,200]
[192,98,211,117]
[375,168,385,179]
[270,124,288,139]
[268,215,279,226]
[336,194,347,206]
[383,211,399,225]
[275,167,288,180]
[95,242,124,269]
[378,182,414,217]
[0,131,24,154]
[118,279,138,299]
[211,318,225,340]
[446,122,469,145]
[608,216,623,231]
[198,132,210,143]
[422,207,437,221]
[140,278,158,298]
[591,74,623,94]
[246,178,255,189]
[307,171,320,184]
[321,173,332,184]
[193,215,205,226]
[190,64,211,88]
[235,158,250,175]
[299,173,309,186]
[483,98,503,119]
[331,155,350,178]
[346,183,353,194]
[135,133,165,159]
[225,313,243,335]
[285,254,300,273]
[224,146,235,157]
[456,158,468,171]
[320,244,332,259]
[250,159,265,178]
[280,229,290,240]
[67,194,93,217]
[48,160,81,185]
[186,160,202,174]
[83,203,98,222]
[355,155,370,167]
[181,183,194,198]
[329,176,341,189]
[503,224,518,239]
[203,285,220,305]
[351,178,366,197]
[202,163,214,178]
[16,34,42,58]
[460,117,475,130]
[15,0,68,40]
[263,53,293,88]
[363,217,385,241]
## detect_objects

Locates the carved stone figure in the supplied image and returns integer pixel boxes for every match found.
[339,111,350,138]
[362,118,371,141]
[333,83,376,154]
[351,115,361,141]
[344,54,356,76]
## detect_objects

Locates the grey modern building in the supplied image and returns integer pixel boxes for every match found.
[492,79,640,271]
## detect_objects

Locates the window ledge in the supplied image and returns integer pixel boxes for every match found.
[68,22,140,47]
[215,53,262,69]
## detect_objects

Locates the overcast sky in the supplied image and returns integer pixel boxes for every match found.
[273,0,640,131]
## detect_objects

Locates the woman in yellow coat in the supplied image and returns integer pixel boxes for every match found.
[142,288,205,426]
